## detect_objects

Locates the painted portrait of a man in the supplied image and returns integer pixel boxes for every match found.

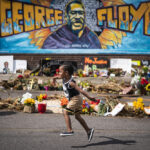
[42,0,101,49]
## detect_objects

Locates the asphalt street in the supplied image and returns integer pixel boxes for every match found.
[0,111,150,150]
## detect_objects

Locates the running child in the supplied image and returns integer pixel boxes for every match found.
[53,65,97,142]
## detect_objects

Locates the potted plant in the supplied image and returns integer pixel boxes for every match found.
[23,98,35,113]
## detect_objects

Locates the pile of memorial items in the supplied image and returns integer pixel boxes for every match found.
[77,79,128,94]
[131,66,150,95]
[0,74,63,91]
[0,97,24,111]
[78,80,94,91]
[95,82,123,94]
[0,94,150,117]
[108,68,125,76]
[0,93,64,113]
[77,68,124,77]
[0,75,131,95]
[0,65,150,96]
[81,96,149,117]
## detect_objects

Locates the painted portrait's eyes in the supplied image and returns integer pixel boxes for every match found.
[78,11,84,15]
[70,11,84,15]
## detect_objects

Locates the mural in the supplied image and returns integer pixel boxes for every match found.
[0,0,150,54]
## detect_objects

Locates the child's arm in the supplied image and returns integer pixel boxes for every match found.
[52,75,61,86]
[69,81,97,101]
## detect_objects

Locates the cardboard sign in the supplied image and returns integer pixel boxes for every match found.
[14,60,27,73]
[104,103,125,116]
[110,58,132,73]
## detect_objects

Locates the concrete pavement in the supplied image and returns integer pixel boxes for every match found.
[0,111,150,150]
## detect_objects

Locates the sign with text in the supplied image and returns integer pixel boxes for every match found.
[83,57,109,68]
[110,58,132,73]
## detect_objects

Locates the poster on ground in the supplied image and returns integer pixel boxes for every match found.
[0,0,150,54]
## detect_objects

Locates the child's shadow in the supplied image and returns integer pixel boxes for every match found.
[71,136,136,148]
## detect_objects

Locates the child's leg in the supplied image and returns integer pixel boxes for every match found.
[63,109,73,132]
[75,113,90,134]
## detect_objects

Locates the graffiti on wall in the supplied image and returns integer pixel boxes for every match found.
[0,0,150,54]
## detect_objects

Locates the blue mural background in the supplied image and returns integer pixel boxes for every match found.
[0,0,150,54]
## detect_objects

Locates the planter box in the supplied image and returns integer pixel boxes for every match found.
[23,105,35,113]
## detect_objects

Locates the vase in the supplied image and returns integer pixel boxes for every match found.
[38,104,46,113]
[23,105,35,113]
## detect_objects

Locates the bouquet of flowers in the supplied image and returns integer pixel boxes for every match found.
[138,77,149,95]
[23,98,35,113]
[24,98,35,106]
[82,100,94,114]
[37,94,47,102]
[133,97,144,111]
[60,97,68,108]
[17,74,23,79]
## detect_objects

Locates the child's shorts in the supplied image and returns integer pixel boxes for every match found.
[65,95,83,114]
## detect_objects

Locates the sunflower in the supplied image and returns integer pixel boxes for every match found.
[137,97,143,103]
[37,94,43,102]
[146,83,150,91]
[24,98,35,106]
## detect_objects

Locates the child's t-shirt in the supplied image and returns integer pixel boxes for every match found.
[63,77,80,100]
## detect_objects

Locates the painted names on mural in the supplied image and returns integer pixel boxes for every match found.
[0,0,63,36]
[97,2,150,36]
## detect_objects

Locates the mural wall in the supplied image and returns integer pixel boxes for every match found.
[0,0,150,54]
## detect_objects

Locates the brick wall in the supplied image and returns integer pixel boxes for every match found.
[0,54,150,70]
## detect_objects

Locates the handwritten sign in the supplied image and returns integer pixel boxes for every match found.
[110,59,132,73]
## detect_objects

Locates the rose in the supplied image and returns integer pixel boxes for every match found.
[18,74,23,79]
[42,94,47,99]
[90,99,100,105]
[141,78,148,85]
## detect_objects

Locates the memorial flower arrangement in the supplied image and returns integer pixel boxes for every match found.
[131,66,150,95]
[133,97,144,111]
[77,69,83,77]
[17,74,24,79]
[17,74,25,84]
[145,83,150,95]
[138,77,149,95]
[23,98,35,113]
[78,81,93,91]
[24,98,35,106]
[82,100,94,114]
[60,97,68,108]
[37,94,47,102]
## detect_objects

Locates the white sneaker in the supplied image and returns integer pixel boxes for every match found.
[60,131,74,136]
[88,128,94,142]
